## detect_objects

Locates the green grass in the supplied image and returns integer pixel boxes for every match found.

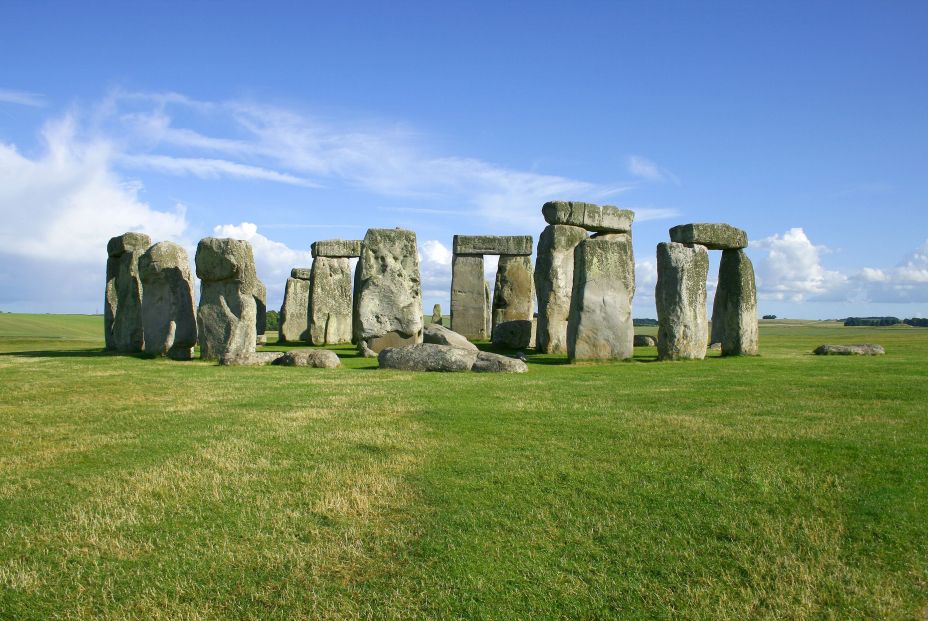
[1,314,926,620]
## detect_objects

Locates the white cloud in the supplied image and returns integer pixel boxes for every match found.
[0,88,46,108]
[119,154,319,187]
[212,222,313,300]
[627,155,678,184]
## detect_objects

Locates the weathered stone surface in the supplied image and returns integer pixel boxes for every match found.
[484,280,492,337]
[491,319,535,349]
[309,257,353,345]
[453,235,533,256]
[656,242,710,361]
[711,249,758,355]
[105,232,151,352]
[472,351,528,373]
[451,254,487,339]
[352,228,423,352]
[492,255,534,331]
[534,224,587,353]
[542,201,634,233]
[219,351,284,366]
[378,343,478,372]
[253,279,267,346]
[431,304,442,325]
[634,335,657,347]
[279,277,310,343]
[273,349,341,368]
[311,239,363,258]
[291,267,311,280]
[196,238,258,360]
[669,223,748,250]
[358,341,377,358]
[814,344,885,355]
[423,323,478,351]
[567,234,635,361]
[138,241,197,359]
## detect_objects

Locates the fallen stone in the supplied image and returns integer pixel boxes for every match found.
[105,232,151,352]
[196,238,258,360]
[655,242,709,361]
[491,319,535,349]
[309,256,353,345]
[378,343,478,372]
[709,342,722,351]
[814,344,885,355]
[219,351,284,366]
[542,201,634,233]
[472,351,529,373]
[273,349,341,368]
[669,223,748,250]
[138,241,197,360]
[358,341,377,358]
[711,249,759,355]
[567,234,635,361]
[423,323,478,351]
[290,267,311,280]
[279,277,310,343]
[431,303,442,325]
[451,254,488,339]
[453,235,533,256]
[311,239,363,258]
[492,255,534,331]
[353,228,424,352]
[634,335,657,347]
[535,224,587,353]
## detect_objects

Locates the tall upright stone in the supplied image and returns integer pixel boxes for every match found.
[138,241,197,359]
[195,237,258,360]
[655,242,709,361]
[105,232,151,352]
[711,249,759,355]
[353,228,423,352]
[279,268,310,343]
[253,279,267,346]
[566,234,635,361]
[451,254,487,339]
[534,224,587,353]
[492,255,534,331]
[310,256,353,345]
[431,304,442,325]
[484,280,492,337]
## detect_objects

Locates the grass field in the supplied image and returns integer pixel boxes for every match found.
[1,314,926,620]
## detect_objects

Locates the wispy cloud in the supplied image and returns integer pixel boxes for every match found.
[0,88,47,108]
[118,154,320,187]
[627,155,679,184]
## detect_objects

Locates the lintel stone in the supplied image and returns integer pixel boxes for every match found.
[669,223,748,250]
[542,201,634,233]
[311,239,363,258]
[453,235,532,256]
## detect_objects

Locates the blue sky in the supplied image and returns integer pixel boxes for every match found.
[1,1,926,318]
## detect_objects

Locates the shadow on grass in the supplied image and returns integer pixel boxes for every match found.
[0,348,128,359]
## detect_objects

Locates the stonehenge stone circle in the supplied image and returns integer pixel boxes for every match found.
[566,234,635,361]
[279,268,310,343]
[814,344,885,355]
[195,237,258,360]
[423,323,478,351]
[431,303,442,325]
[534,224,587,353]
[655,242,709,360]
[451,253,488,339]
[378,343,478,372]
[669,223,747,250]
[453,235,532,256]
[105,232,151,352]
[310,256,353,345]
[711,249,759,355]
[253,279,268,346]
[352,228,423,352]
[138,241,197,360]
[311,239,362,258]
[492,254,534,331]
[542,201,634,233]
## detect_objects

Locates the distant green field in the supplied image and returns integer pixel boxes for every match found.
[1,315,926,620]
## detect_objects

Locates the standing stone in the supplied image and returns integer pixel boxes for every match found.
[138,241,197,359]
[431,303,442,325]
[279,269,310,343]
[655,242,709,361]
[534,224,587,353]
[195,237,258,360]
[352,228,423,352]
[566,234,635,361]
[484,280,492,337]
[310,256,353,345]
[451,254,487,339]
[105,232,151,352]
[253,279,267,346]
[492,255,534,332]
[711,249,759,355]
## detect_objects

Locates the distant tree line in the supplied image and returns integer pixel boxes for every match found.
[266,310,279,331]
[762,314,777,319]
[904,317,928,327]
[633,318,658,326]
[843,316,928,327]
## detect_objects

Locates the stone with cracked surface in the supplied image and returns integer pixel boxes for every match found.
[669,223,748,250]
[542,201,634,233]
[450,254,487,339]
[655,242,709,361]
[534,224,587,353]
[279,277,310,343]
[311,239,363,258]
[492,255,534,332]
[453,235,533,256]
[309,256,353,345]
[138,241,197,359]
[195,237,258,360]
[711,249,758,355]
[105,232,151,352]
